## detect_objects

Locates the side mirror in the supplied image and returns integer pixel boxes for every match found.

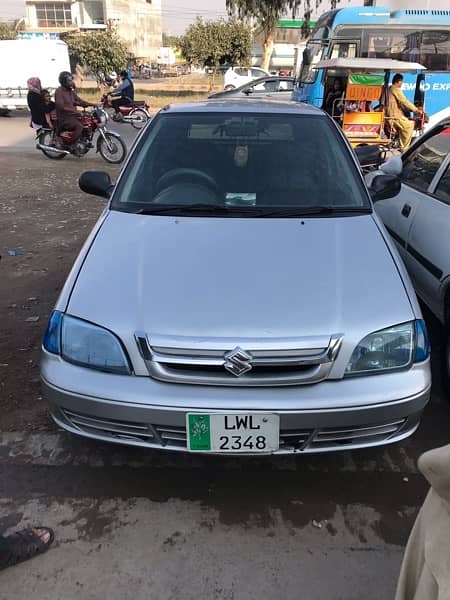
[380,155,403,177]
[244,87,254,95]
[79,171,114,198]
[369,174,401,202]
[354,145,383,170]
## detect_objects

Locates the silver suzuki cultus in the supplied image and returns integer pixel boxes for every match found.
[41,100,431,455]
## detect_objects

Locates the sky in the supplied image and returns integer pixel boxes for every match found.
[1,0,228,34]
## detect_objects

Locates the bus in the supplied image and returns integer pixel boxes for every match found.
[292,6,450,118]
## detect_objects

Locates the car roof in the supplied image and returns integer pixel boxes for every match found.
[160,99,324,116]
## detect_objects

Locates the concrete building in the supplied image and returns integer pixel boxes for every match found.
[23,0,162,60]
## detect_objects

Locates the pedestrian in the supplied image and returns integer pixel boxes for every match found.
[0,527,54,570]
[395,444,450,599]
[386,73,423,152]
[27,77,47,129]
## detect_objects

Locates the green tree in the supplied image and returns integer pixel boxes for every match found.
[0,19,25,40]
[64,30,129,84]
[162,33,181,48]
[179,18,251,69]
[227,0,302,70]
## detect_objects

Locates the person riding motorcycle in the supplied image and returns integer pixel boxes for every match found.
[109,70,134,121]
[54,71,95,143]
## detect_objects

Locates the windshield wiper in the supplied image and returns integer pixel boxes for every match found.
[252,206,372,218]
[136,203,233,215]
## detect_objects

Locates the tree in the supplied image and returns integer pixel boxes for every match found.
[227,0,302,70]
[179,18,251,69]
[64,30,129,84]
[0,19,24,41]
[162,33,181,48]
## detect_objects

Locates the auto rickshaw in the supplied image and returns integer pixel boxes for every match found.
[316,58,427,149]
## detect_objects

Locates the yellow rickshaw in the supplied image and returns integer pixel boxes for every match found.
[317,58,426,148]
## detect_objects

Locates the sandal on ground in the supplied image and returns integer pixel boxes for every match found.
[0,527,55,570]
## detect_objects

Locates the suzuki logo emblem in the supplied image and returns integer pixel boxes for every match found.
[224,347,253,377]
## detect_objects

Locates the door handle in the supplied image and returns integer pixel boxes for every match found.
[401,204,411,218]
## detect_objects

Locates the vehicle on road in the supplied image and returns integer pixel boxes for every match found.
[100,94,151,130]
[372,119,450,390]
[293,6,450,119]
[42,99,430,455]
[0,39,70,112]
[314,57,427,151]
[223,67,270,90]
[36,107,126,164]
[208,76,295,100]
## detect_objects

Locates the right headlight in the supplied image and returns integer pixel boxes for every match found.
[43,311,131,375]
[345,320,429,377]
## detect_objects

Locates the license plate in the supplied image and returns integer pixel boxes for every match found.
[186,413,280,453]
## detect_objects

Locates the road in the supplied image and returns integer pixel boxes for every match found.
[1,113,449,600]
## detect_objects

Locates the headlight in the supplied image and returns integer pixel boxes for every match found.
[43,311,131,375]
[345,320,429,377]
[95,108,108,126]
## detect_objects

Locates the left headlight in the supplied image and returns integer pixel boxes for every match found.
[345,320,429,377]
[43,311,131,375]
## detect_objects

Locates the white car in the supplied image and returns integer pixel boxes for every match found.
[373,119,450,389]
[223,67,271,90]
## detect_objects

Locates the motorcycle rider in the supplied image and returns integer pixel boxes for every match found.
[54,71,95,143]
[109,70,134,120]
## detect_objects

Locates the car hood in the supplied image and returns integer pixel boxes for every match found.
[68,211,413,349]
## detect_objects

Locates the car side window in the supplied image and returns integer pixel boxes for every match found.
[434,163,450,204]
[251,69,264,78]
[279,80,294,91]
[402,130,450,193]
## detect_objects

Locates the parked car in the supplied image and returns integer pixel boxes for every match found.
[372,119,450,389]
[209,76,295,100]
[41,99,431,455]
[223,67,270,90]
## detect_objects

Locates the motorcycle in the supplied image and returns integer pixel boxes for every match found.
[101,94,151,130]
[36,107,127,164]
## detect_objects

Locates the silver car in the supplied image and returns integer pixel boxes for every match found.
[373,118,450,390]
[41,100,431,455]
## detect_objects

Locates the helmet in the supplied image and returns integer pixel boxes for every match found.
[58,71,73,86]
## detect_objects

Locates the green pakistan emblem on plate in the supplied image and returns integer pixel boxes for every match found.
[188,414,211,451]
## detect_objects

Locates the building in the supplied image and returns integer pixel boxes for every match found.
[22,0,162,60]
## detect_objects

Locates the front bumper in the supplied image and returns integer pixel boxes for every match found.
[42,352,431,455]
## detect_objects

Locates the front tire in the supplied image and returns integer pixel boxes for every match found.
[130,108,149,130]
[39,130,66,160]
[98,132,127,164]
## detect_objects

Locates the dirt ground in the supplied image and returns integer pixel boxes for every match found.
[0,152,120,431]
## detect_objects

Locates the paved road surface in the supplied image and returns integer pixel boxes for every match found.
[0,118,449,600]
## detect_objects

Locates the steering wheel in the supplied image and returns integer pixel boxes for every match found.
[155,168,220,199]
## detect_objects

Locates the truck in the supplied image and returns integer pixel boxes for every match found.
[0,39,70,111]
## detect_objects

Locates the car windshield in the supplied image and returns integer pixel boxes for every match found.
[112,111,370,216]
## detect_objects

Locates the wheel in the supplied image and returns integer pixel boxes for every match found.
[98,132,127,164]
[38,130,66,160]
[130,108,149,130]
[224,85,235,91]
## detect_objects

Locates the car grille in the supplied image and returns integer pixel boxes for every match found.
[135,334,344,387]
[61,409,407,454]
